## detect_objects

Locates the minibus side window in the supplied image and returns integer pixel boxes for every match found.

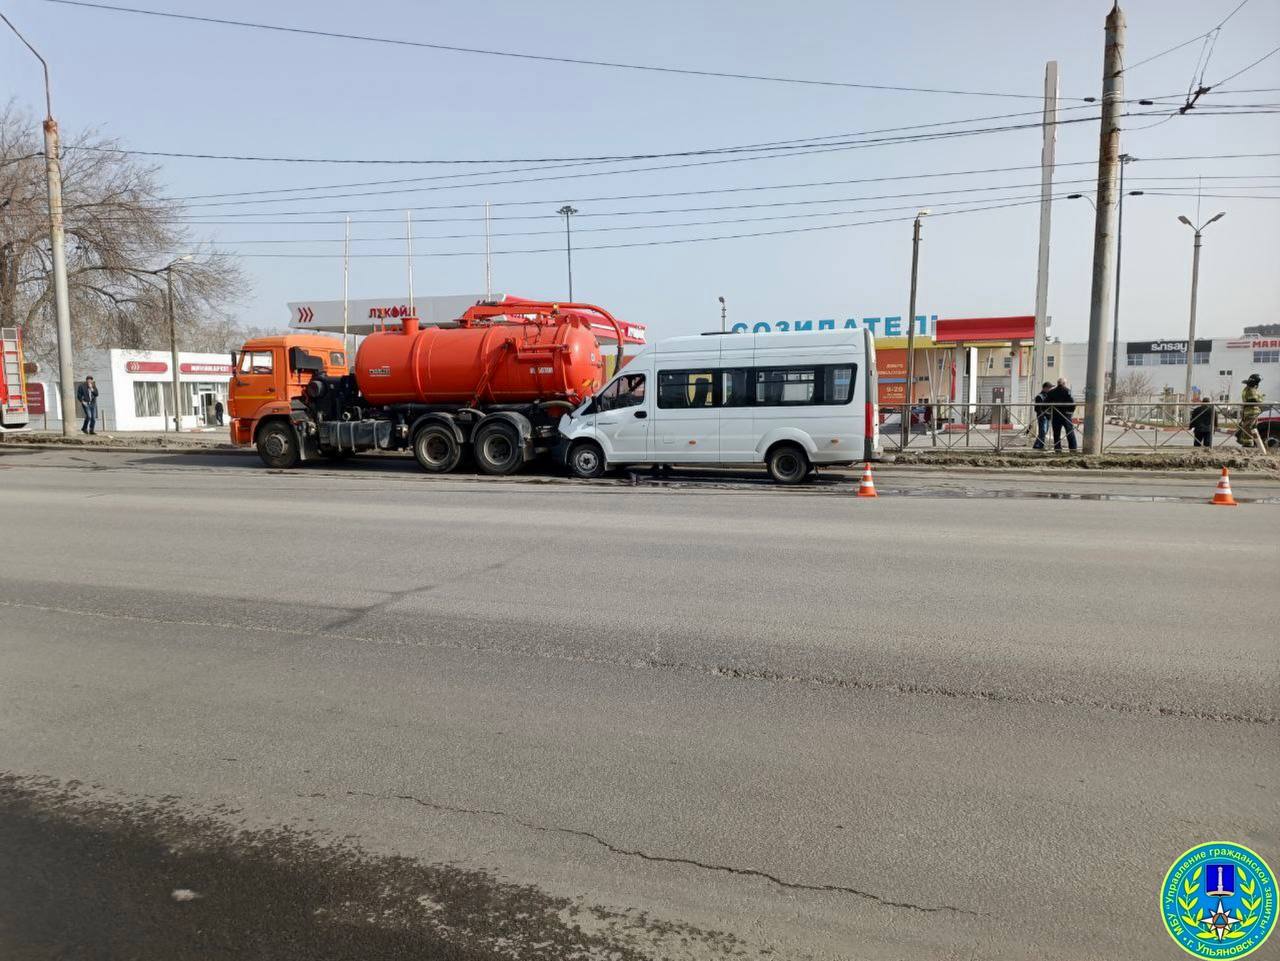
[596,373,646,412]
[658,370,714,409]
[720,369,751,407]
[756,367,816,405]
[825,366,854,404]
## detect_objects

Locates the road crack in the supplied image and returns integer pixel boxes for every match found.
[341,789,979,916]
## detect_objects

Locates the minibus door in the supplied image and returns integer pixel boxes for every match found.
[592,371,650,461]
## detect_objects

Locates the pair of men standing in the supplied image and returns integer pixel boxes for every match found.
[1032,379,1078,452]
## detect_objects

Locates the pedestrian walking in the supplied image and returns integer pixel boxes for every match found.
[214,400,224,426]
[1032,381,1052,451]
[1236,374,1264,447]
[1190,396,1216,448]
[1045,378,1078,452]
[76,376,99,435]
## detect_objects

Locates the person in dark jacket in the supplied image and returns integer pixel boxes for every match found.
[1189,397,1216,448]
[1032,381,1053,450]
[75,376,99,434]
[1045,378,1078,452]
[214,400,224,426]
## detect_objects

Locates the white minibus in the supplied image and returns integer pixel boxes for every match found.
[556,328,879,483]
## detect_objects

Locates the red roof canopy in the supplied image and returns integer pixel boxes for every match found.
[933,316,1035,344]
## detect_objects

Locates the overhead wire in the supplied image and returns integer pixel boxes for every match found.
[44,0,1073,100]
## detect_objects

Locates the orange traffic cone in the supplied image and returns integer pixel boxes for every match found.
[857,463,878,498]
[1210,467,1237,506]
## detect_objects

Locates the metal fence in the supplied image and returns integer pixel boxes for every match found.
[879,401,1276,453]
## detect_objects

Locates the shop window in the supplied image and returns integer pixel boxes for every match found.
[1253,350,1279,364]
[1047,355,1056,368]
[133,381,161,418]
[1002,356,1013,370]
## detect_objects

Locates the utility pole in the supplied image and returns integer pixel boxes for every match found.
[484,201,492,300]
[1108,153,1136,396]
[1031,60,1059,392]
[166,266,180,432]
[2,13,75,436]
[558,205,578,301]
[1178,212,1225,404]
[718,296,727,332]
[1082,3,1125,454]
[902,210,927,449]
[405,210,415,313]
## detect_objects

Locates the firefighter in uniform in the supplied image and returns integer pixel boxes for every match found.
[1236,373,1264,446]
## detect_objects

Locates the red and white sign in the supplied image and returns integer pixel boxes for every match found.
[1227,338,1280,350]
[180,362,233,375]
[125,360,168,374]
[26,381,45,416]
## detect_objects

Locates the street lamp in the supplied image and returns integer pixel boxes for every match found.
[1177,212,1225,405]
[1068,186,1144,395]
[557,205,578,301]
[1,12,75,436]
[718,295,727,332]
[902,209,928,449]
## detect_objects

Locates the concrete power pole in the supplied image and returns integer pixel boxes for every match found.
[1,13,76,436]
[1082,4,1125,454]
[902,211,926,449]
[1031,61,1059,392]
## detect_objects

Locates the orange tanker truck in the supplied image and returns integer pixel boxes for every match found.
[228,300,642,474]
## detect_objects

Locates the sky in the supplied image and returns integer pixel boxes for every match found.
[2,0,1279,344]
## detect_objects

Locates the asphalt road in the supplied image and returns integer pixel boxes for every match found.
[1,448,1277,960]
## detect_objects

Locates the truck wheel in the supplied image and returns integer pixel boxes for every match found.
[766,443,809,484]
[413,424,461,473]
[256,421,300,469]
[568,440,606,479]
[473,421,524,475]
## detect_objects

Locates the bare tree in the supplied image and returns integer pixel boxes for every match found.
[1113,370,1155,402]
[1,101,250,367]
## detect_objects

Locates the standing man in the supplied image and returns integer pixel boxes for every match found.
[214,400,225,426]
[1032,381,1053,451]
[1236,373,1264,447]
[1046,378,1078,452]
[1190,395,1216,448]
[76,376,99,435]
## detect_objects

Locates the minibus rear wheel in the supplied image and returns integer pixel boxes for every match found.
[766,443,809,484]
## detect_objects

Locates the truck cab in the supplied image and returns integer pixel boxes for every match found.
[228,333,349,457]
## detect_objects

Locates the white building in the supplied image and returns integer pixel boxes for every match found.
[1060,331,1279,401]
[28,348,234,431]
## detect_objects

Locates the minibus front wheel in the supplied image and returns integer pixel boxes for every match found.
[567,440,607,479]
[766,443,810,485]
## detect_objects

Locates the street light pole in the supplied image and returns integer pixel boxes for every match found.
[557,205,578,301]
[2,13,75,436]
[1178,212,1225,405]
[718,296,726,332]
[902,210,927,449]
[1109,154,1136,397]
